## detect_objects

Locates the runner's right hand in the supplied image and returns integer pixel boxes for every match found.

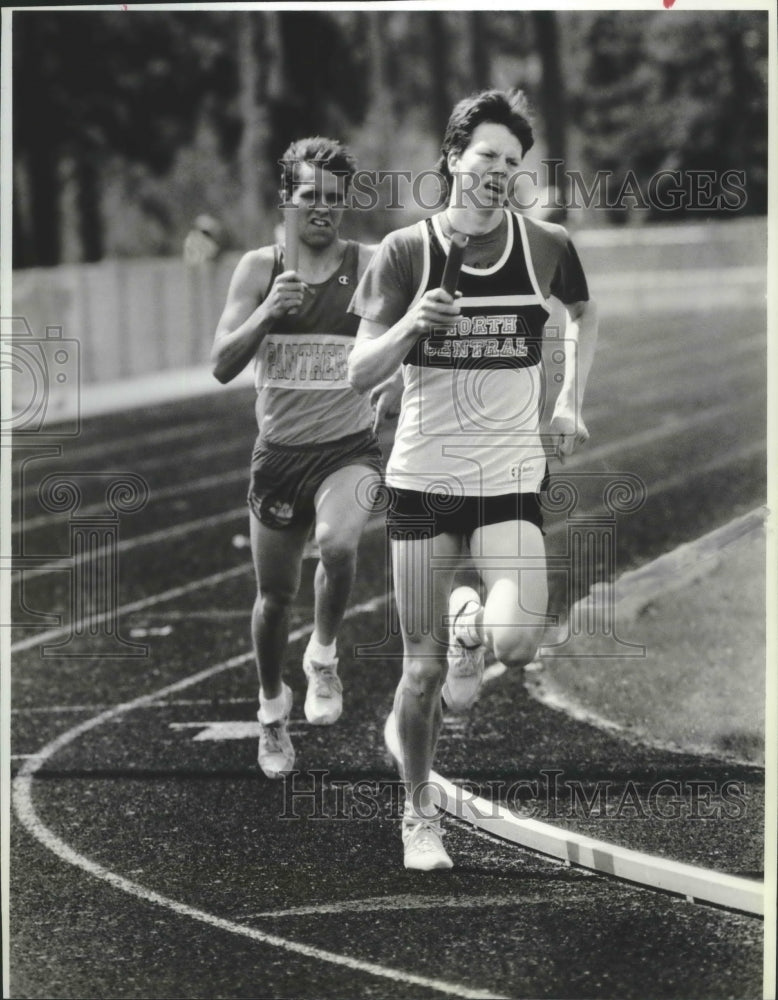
[409,288,461,335]
[262,270,306,318]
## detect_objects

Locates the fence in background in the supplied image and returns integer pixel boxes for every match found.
[11,253,242,385]
[10,217,766,388]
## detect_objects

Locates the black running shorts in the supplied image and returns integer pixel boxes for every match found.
[248,428,384,529]
[385,487,544,540]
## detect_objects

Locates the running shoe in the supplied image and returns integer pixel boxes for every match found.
[442,585,485,712]
[303,652,343,725]
[402,817,453,871]
[257,683,295,779]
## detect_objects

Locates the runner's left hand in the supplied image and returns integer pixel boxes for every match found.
[370,373,403,432]
[550,406,589,463]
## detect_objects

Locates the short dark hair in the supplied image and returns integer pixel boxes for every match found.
[279,136,357,201]
[436,89,535,192]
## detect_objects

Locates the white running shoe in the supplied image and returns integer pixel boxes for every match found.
[402,817,453,871]
[303,652,343,725]
[257,683,295,779]
[442,585,485,713]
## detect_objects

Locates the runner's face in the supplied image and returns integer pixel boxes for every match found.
[448,122,524,210]
[289,163,347,249]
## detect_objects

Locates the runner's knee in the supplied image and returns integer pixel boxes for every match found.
[491,627,542,670]
[257,589,296,620]
[316,524,358,567]
[402,654,445,695]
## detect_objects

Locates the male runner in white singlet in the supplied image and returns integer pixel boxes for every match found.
[212,138,384,779]
[349,91,598,870]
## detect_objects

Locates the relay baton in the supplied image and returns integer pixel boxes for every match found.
[441,231,469,296]
[284,206,299,271]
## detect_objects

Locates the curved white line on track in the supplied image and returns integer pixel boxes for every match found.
[243,891,576,919]
[12,595,508,1000]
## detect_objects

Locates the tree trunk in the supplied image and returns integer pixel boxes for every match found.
[532,11,567,165]
[27,148,61,267]
[15,16,61,266]
[426,12,450,140]
[237,13,264,248]
[76,153,104,263]
[469,12,490,91]
[12,158,34,268]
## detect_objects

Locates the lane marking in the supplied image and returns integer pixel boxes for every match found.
[12,435,765,658]
[10,562,254,653]
[14,467,248,536]
[9,506,250,584]
[11,394,759,588]
[169,721,305,741]
[10,417,214,479]
[383,715,763,916]
[9,515,386,655]
[241,891,580,920]
[12,697,255,715]
[12,595,511,1000]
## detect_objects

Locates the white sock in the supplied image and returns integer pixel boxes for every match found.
[306,634,337,664]
[403,798,441,824]
[454,601,482,648]
[258,687,288,724]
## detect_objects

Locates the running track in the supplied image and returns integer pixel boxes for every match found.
[7,249,770,998]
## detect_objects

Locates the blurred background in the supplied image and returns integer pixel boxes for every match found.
[10,7,769,389]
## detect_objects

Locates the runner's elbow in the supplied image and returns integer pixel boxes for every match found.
[347,354,373,394]
[211,350,237,384]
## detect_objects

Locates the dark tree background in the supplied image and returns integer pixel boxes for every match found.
[11,8,769,267]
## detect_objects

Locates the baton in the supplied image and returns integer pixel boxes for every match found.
[441,231,469,296]
[284,206,299,272]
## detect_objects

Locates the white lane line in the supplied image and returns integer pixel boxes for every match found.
[9,515,386,655]
[242,892,570,920]
[13,698,255,715]
[11,395,754,588]
[14,468,248,536]
[12,597,511,1000]
[10,420,241,502]
[584,326,765,372]
[9,506,249,584]
[383,716,763,916]
[12,434,765,659]
[12,325,765,530]
[10,562,254,653]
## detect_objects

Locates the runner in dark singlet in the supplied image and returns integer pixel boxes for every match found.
[212,137,387,779]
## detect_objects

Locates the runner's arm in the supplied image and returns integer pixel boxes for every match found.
[348,289,460,394]
[549,297,599,462]
[211,250,304,384]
